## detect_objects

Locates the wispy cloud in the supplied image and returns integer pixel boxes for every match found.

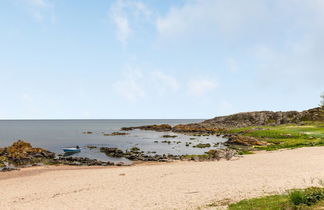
[113,65,181,102]
[151,71,179,92]
[113,68,145,102]
[187,79,218,97]
[109,0,152,46]
[156,0,266,38]
[20,0,55,22]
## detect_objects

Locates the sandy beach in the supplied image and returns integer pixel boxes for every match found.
[1,147,324,210]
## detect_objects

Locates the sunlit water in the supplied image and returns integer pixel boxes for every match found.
[0,119,227,162]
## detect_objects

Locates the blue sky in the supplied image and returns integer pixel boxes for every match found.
[0,0,323,119]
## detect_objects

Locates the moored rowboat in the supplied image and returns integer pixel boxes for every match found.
[63,147,81,153]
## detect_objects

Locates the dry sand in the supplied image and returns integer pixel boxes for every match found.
[1,147,324,210]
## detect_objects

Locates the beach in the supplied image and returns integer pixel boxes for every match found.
[1,147,324,210]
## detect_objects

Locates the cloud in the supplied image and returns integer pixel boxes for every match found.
[187,79,217,97]
[113,68,145,102]
[156,0,266,39]
[109,0,152,45]
[151,71,179,92]
[20,0,55,22]
[113,66,181,102]
[157,0,324,91]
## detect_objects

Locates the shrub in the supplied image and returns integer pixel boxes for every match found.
[289,190,305,205]
[303,187,324,206]
[289,187,324,206]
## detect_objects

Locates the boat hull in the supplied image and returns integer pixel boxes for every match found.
[63,148,81,153]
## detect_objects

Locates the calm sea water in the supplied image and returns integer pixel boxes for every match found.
[0,119,227,162]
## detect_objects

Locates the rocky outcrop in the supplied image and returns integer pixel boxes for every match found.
[54,156,114,166]
[181,149,238,161]
[100,147,174,162]
[121,124,172,132]
[200,107,324,128]
[172,124,225,133]
[0,140,116,171]
[0,140,55,167]
[99,146,239,162]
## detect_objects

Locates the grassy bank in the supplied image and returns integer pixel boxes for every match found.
[228,186,324,210]
[226,122,324,151]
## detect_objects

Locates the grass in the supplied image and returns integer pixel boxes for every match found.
[228,194,291,210]
[226,122,324,151]
[228,187,324,210]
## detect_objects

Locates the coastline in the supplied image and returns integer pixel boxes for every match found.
[1,146,324,209]
[0,161,173,181]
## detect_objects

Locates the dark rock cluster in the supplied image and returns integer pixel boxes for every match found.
[99,146,238,162]
[121,124,172,132]
[0,140,55,167]
[0,140,116,172]
[103,132,129,136]
[100,147,174,162]
[55,156,114,166]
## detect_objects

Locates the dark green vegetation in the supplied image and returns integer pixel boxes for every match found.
[228,187,324,210]
[226,122,324,151]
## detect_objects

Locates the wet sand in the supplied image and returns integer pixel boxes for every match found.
[1,147,324,209]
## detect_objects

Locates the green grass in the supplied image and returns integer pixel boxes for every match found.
[227,122,324,151]
[228,187,324,210]
[228,194,291,210]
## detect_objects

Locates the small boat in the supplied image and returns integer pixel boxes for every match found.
[63,147,81,153]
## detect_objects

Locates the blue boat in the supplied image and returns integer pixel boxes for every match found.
[63,147,81,153]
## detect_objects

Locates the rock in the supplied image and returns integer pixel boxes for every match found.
[1,166,19,172]
[57,156,114,166]
[205,149,238,161]
[172,124,225,134]
[226,135,268,146]
[161,140,171,144]
[193,143,211,148]
[103,132,129,136]
[100,148,124,158]
[199,107,324,128]
[161,135,177,138]
[82,131,93,134]
[115,162,125,166]
[0,140,55,167]
[121,124,172,132]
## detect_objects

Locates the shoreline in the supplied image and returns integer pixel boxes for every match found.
[0,147,305,180]
[1,146,324,209]
[0,160,174,181]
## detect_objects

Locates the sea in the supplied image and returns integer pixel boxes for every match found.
[0,119,227,163]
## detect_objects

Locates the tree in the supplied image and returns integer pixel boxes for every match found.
[321,92,324,108]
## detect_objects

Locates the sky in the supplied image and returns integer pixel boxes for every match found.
[0,0,323,119]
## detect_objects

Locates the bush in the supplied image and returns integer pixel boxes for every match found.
[303,187,324,206]
[289,187,324,206]
[289,190,305,205]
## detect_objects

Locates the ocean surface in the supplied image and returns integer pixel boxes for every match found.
[0,119,227,162]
